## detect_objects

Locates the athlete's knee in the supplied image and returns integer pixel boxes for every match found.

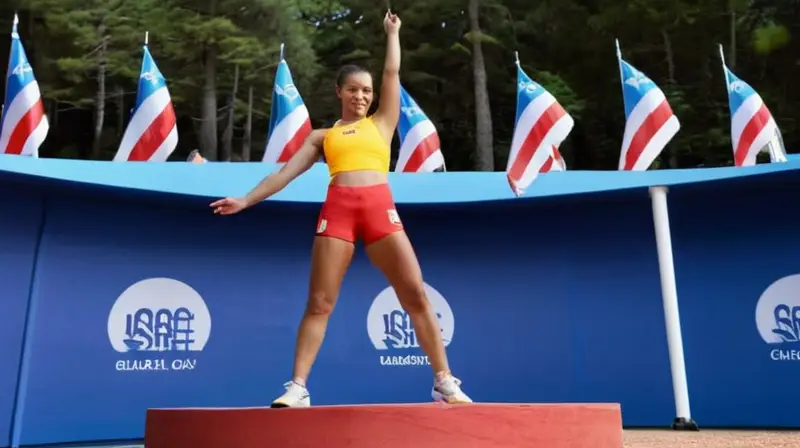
[396,281,429,315]
[305,290,336,315]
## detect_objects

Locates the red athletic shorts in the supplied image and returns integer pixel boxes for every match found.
[315,182,404,245]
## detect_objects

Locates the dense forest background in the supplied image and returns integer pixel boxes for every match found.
[0,0,797,170]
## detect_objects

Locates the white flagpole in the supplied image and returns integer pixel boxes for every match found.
[615,39,627,171]
[718,44,730,86]
[767,129,787,163]
[649,185,696,430]
[3,14,20,122]
[622,38,694,431]
[614,39,625,98]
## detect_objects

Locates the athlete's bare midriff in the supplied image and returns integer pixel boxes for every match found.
[330,169,389,186]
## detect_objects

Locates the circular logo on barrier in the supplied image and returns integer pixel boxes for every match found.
[366,282,454,351]
[107,277,211,353]
[755,274,800,345]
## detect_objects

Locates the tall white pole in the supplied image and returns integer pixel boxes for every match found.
[649,185,698,430]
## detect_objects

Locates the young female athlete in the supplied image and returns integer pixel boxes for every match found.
[209,11,472,408]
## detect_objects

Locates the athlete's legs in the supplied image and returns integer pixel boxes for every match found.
[273,182,358,408]
[365,231,472,403]
[365,232,448,372]
[272,235,354,408]
[292,235,354,383]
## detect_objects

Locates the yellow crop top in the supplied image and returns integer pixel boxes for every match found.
[323,116,390,176]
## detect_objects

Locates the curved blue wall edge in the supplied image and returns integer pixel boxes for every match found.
[1,153,798,204]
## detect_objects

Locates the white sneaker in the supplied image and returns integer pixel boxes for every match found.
[431,374,473,404]
[271,381,311,408]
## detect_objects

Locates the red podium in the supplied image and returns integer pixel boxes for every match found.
[144,402,623,448]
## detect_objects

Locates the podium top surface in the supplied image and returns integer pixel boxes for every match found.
[146,402,622,412]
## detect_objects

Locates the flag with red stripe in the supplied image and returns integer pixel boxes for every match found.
[262,52,311,163]
[0,14,49,157]
[718,45,781,167]
[114,42,178,162]
[616,40,679,171]
[539,144,566,173]
[506,60,574,196]
[395,84,444,172]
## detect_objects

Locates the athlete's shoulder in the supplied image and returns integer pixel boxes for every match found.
[304,128,329,148]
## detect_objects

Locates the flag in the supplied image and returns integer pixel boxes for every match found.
[262,56,311,163]
[506,59,573,196]
[114,42,177,161]
[766,128,788,163]
[539,144,566,173]
[719,45,780,167]
[395,84,444,172]
[0,14,48,156]
[616,40,679,171]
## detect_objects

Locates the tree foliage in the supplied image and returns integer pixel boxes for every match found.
[0,0,796,168]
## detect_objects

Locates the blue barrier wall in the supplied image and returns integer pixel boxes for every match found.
[0,191,42,448]
[0,154,799,446]
[668,170,800,428]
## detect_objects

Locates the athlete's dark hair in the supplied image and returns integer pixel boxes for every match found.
[336,64,371,87]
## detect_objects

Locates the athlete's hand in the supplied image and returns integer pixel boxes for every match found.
[384,11,400,34]
[210,197,248,215]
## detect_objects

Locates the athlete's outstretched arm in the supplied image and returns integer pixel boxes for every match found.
[242,129,326,206]
[372,11,401,139]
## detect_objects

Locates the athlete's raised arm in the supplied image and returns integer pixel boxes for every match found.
[371,11,401,141]
[210,129,326,215]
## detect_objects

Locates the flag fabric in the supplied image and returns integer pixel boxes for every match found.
[0,15,49,157]
[262,59,311,163]
[721,62,779,167]
[395,84,444,172]
[539,144,566,173]
[766,128,788,163]
[506,63,573,196]
[616,44,680,171]
[114,44,177,162]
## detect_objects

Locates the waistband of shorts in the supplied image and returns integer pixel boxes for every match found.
[327,181,390,192]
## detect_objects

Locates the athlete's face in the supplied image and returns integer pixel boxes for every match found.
[337,72,373,118]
